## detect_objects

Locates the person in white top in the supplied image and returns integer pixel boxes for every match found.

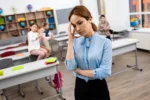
[27,24,53,60]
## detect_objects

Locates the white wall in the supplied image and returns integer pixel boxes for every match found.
[105,0,130,31]
[82,0,99,26]
[0,0,80,33]
[81,0,130,32]
[0,0,131,33]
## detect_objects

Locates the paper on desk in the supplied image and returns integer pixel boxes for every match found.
[12,65,24,71]
[15,53,24,57]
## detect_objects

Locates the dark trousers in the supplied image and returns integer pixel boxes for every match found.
[75,77,110,100]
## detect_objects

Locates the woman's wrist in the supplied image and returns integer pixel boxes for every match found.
[68,39,73,43]
[74,68,81,74]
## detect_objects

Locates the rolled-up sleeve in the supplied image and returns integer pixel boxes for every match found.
[64,39,77,71]
[93,39,112,79]
[64,58,77,71]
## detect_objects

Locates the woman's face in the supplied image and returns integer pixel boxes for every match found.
[100,17,105,22]
[70,15,92,36]
[31,24,38,32]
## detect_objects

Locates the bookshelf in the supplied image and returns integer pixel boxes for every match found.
[0,9,56,40]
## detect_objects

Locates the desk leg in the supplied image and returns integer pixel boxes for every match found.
[48,75,56,88]
[18,85,25,97]
[35,80,43,94]
[2,90,8,100]
[127,46,143,71]
[42,66,66,100]
[0,90,3,95]
[56,65,66,100]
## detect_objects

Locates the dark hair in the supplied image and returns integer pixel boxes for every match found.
[30,23,38,27]
[100,15,105,19]
[68,5,97,32]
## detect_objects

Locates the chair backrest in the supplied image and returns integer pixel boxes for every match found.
[0,51,16,57]
[17,42,27,47]
[0,58,13,69]
[109,29,113,34]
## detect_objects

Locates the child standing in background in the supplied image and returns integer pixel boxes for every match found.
[44,23,53,37]
[43,23,54,55]
[38,26,53,57]
[27,24,52,60]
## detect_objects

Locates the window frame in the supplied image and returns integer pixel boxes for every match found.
[129,0,150,28]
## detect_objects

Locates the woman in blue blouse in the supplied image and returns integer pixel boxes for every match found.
[65,5,112,100]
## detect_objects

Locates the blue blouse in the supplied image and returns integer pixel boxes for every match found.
[65,32,112,82]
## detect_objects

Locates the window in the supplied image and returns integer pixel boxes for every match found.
[129,0,150,28]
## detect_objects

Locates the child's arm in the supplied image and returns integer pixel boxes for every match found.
[42,33,53,40]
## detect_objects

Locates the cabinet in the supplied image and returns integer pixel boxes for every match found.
[130,29,150,51]
[0,10,56,40]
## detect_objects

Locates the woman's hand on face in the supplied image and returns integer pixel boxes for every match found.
[68,23,75,42]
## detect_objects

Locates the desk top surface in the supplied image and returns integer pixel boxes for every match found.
[54,34,80,41]
[131,28,150,33]
[66,38,139,49]
[112,38,139,49]
[0,58,59,80]
[0,42,25,51]
[0,46,27,54]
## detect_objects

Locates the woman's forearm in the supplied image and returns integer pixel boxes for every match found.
[66,40,74,60]
[75,69,94,78]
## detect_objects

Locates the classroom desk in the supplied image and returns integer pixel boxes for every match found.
[54,34,80,42]
[0,52,30,61]
[0,43,21,51]
[112,38,142,75]
[0,59,65,100]
[0,46,28,54]
[54,34,80,60]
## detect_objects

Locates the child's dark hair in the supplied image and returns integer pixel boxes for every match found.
[100,15,105,19]
[30,23,38,27]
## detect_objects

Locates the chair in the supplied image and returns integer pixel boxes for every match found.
[0,51,16,58]
[0,58,25,100]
